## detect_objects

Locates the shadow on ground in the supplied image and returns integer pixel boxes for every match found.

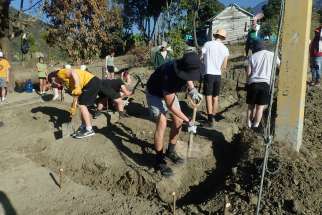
[177,132,248,206]
[0,191,17,215]
[31,106,70,139]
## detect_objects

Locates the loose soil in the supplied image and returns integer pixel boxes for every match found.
[0,53,321,214]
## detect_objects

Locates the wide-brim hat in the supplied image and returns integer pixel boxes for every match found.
[214,29,227,39]
[174,52,202,81]
[161,41,168,48]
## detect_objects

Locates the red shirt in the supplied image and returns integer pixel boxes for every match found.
[310,27,322,57]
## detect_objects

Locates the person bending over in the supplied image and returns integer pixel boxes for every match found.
[146,52,203,177]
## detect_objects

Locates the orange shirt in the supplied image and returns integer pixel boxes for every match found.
[57,68,94,90]
[0,59,10,78]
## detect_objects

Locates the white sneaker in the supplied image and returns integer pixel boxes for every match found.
[52,94,59,101]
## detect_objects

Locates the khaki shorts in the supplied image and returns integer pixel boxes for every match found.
[146,93,180,120]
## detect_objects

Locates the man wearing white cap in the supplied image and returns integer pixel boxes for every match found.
[202,29,229,127]
[153,41,172,69]
[0,51,11,102]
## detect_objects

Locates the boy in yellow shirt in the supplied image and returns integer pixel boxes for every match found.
[48,68,100,139]
[0,51,10,102]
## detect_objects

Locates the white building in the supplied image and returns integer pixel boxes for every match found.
[207,4,254,43]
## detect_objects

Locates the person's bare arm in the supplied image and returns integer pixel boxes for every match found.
[120,85,132,97]
[70,69,80,87]
[187,81,195,91]
[164,93,189,123]
[246,65,252,83]
[221,56,228,72]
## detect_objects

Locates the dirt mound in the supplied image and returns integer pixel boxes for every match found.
[180,87,322,214]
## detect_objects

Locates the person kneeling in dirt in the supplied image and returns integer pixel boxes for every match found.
[94,72,133,119]
[146,52,203,177]
[246,40,280,130]
[48,67,101,139]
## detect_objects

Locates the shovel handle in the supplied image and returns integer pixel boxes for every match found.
[69,96,78,118]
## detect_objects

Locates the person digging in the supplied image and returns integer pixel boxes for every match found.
[94,75,133,119]
[48,67,100,139]
[146,52,203,177]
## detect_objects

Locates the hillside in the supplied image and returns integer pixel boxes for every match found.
[9,7,65,62]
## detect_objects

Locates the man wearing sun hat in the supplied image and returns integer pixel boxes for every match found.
[146,52,203,177]
[202,29,229,127]
[153,41,173,69]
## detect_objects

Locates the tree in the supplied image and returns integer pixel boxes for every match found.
[181,0,224,48]
[261,0,282,35]
[43,0,123,62]
[115,0,167,43]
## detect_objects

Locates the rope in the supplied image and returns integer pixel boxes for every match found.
[256,0,285,214]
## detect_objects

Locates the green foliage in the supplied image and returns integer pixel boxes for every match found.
[261,0,281,36]
[168,29,186,58]
[128,44,150,67]
[44,0,123,62]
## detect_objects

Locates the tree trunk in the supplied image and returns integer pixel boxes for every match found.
[193,11,199,49]
[0,0,15,93]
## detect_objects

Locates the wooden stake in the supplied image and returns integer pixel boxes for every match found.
[59,168,64,190]
[172,192,176,215]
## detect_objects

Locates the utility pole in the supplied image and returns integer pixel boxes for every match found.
[275,0,313,152]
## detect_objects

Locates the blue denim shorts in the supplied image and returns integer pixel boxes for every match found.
[0,78,7,88]
[146,93,180,120]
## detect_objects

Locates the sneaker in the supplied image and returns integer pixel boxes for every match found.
[74,129,95,139]
[52,94,59,101]
[315,81,321,87]
[204,118,215,128]
[214,114,225,122]
[71,126,86,137]
[155,161,173,177]
[165,150,185,165]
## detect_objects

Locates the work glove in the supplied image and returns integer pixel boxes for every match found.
[72,86,82,96]
[188,120,197,134]
[188,88,203,103]
[69,107,77,116]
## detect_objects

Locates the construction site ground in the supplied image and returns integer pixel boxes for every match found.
[0,52,321,215]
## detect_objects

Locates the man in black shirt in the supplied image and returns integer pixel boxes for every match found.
[95,78,132,118]
[146,52,203,177]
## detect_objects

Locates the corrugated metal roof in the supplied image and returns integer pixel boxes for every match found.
[207,3,254,22]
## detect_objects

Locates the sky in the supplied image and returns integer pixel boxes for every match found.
[11,0,265,12]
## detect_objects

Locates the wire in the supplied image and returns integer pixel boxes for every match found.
[256,0,286,215]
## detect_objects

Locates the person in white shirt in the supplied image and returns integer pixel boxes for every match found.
[202,29,229,127]
[246,40,280,129]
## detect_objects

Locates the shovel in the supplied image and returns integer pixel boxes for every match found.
[187,98,201,158]
[61,96,78,138]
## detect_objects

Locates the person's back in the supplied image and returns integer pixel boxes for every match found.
[248,50,280,85]
[202,40,229,76]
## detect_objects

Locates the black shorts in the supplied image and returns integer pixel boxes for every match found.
[106,66,115,73]
[78,77,101,106]
[98,79,121,100]
[246,82,270,105]
[203,74,221,96]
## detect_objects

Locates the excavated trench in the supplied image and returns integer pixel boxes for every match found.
[0,77,247,213]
